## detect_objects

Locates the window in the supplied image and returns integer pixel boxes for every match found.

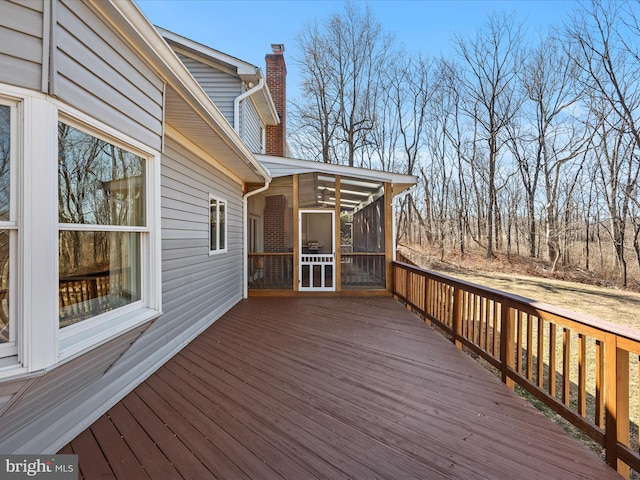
[209,195,227,253]
[58,121,147,329]
[0,99,16,359]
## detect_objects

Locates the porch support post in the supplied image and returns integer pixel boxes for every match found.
[335,175,341,292]
[384,182,393,293]
[293,174,299,292]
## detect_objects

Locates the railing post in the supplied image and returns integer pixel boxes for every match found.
[500,301,515,390]
[452,286,463,349]
[605,332,630,478]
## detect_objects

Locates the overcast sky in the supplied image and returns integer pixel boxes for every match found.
[137,0,578,99]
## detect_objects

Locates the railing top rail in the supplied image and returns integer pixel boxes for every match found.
[394,260,640,344]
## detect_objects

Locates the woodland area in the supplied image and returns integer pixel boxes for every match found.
[289,0,640,289]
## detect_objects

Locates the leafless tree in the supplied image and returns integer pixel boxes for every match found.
[291,1,391,167]
[453,12,524,259]
[507,34,588,262]
[566,0,640,285]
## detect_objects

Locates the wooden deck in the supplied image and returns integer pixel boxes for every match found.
[60,297,621,479]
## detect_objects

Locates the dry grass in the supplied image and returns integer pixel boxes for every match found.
[400,243,640,330]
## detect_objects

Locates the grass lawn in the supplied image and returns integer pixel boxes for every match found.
[449,269,640,330]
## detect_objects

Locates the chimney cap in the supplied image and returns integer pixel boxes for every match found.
[271,43,285,54]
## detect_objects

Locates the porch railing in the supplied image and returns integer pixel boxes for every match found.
[341,252,385,288]
[393,260,640,478]
[248,253,294,289]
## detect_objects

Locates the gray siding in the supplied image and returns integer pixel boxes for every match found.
[177,52,241,126]
[0,136,246,453]
[241,97,263,153]
[0,324,148,453]
[0,0,45,90]
[105,135,245,381]
[0,0,164,151]
[55,0,164,150]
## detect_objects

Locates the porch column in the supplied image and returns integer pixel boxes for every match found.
[384,182,393,293]
[293,174,299,292]
[335,175,341,292]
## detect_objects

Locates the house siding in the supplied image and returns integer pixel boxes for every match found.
[159,136,244,313]
[0,0,45,91]
[0,136,246,454]
[0,324,149,453]
[0,0,256,454]
[177,52,241,126]
[93,135,245,408]
[242,97,263,153]
[55,0,164,150]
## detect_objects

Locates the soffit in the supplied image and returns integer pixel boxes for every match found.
[257,154,418,197]
[164,86,267,183]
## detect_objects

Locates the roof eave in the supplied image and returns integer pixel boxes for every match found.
[256,154,418,195]
[87,1,271,183]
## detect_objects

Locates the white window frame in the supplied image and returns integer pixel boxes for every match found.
[0,85,163,378]
[0,97,19,361]
[209,194,228,255]
[55,110,162,361]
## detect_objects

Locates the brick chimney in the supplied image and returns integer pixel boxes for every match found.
[266,43,286,157]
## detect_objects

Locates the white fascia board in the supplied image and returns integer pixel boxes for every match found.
[156,26,258,77]
[155,28,279,126]
[91,0,270,183]
[255,80,280,126]
[256,154,418,194]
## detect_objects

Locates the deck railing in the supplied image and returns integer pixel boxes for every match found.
[248,253,294,289]
[341,252,385,288]
[393,260,640,478]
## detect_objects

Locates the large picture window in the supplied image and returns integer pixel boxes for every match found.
[209,195,227,253]
[58,122,147,328]
[0,100,16,358]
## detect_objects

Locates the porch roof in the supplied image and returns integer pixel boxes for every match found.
[61,297,619,479]
[256,154,418,197]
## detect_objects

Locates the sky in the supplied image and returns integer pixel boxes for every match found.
[137,0,579,99]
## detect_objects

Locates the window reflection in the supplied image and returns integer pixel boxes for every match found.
[0,105,10,222]
[58,123,145,226]
[0,231,8,343]
[219,202,225,249]
[59,231,141,327]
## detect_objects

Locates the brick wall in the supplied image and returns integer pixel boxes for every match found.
[264,194,288,252]
[265,44,286,156]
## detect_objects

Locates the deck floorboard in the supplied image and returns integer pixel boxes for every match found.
[62,297,621,479]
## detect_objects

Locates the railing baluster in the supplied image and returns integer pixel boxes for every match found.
[484,299,493,352]
[517,311,523,374]
[563,328,571,406]
[537,317,544,389]
[478,297,487,345]
[578,333,586,416]
[492,300,500,357]
[549,323,557,398]
[527,313,533,381]
[501,301,515,389]
[595,339,604,428]
[453,286,462,349]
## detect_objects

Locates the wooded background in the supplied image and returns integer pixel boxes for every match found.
[288,0,640,287]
